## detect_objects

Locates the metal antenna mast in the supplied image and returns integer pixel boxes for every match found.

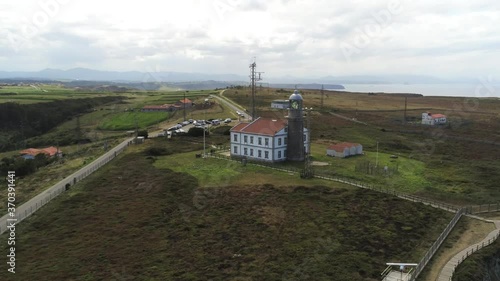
[301,108,314,179]
[249,58,263,121]
[320,85,325,110]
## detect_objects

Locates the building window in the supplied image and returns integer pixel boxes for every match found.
[250,149,254,156]
[258,137,262,145]
[284,150,287,158]
[250,136,254,144]
[304,134,307,141]
[278,138,282,146]
[284,137,287,145]
[233,134,238,142]
[284,127,288,133]
[244,148,248,155]
[233,146,238,154]
[278,151,282,158]
[265,151,269,159]
[258,150,262,158]
[244,135,248,143]
[265,138,269,146]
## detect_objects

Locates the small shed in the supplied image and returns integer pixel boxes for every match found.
[327,142,363,158]
[134,136,145,144]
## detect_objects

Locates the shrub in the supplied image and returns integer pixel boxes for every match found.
[187,127,209,137]
[145,146,173,156]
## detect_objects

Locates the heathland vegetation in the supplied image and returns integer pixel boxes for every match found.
[0,137,452,280]
[0,83,499,280]
[224,88,500,205]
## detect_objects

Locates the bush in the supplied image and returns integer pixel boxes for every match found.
[137,130,149,139]
[145,146,173,156]
[187,127,209,137]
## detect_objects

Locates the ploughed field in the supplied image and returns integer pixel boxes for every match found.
[0,140,452,281]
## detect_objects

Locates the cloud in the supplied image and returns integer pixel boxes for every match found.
[0,0,499,78]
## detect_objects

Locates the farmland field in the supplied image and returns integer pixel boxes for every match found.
[98,111,171,130]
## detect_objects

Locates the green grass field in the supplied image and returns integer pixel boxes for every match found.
[97,111,171,130]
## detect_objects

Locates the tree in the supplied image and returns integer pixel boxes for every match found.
[137,130,149,139]
[187,127,208,137]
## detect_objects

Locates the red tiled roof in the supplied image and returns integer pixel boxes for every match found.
[230,122,249,132]
[178,98,192,104]
[20,146,61,157]
[327,142,361,153]
[230,117,287,136]
[431,114,446,119]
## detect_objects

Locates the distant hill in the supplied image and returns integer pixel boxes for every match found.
[0,68,248,83]
[269,83,345,90]
[0,68,470,85]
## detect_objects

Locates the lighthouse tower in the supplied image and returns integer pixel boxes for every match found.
[287,90,305,161]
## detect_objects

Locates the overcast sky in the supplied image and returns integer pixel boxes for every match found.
[1,0,499,79]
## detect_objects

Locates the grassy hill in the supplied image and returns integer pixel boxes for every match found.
[0,138,452,280]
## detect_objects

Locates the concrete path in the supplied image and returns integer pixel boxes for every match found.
[437,218,500,281]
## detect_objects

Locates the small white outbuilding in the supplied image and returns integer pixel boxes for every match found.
[326,142,363,158]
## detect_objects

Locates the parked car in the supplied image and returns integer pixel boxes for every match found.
[188,119,194,123]
[181,121,190,126]
[224,118,232,123]
[212,119,220,126]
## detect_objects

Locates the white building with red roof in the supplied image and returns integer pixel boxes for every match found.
[20,146,62,160]
[230,117,309,162]
[326,142,363,158]
[422,112,447,125]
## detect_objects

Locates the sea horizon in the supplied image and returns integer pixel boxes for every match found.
[328,83,500,98]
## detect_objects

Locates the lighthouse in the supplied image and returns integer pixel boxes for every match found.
[287,90,305,161]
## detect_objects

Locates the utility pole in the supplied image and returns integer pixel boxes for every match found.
[320,85,325,110]
[301,107,314,179]
[134,114,139,136]
[403,97,408,125]
[184,91,187,122]
[203,109,206,158]
[249,58,263,121]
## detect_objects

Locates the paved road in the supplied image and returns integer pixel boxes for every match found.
[0,137,134,235]
[212,90,252,121]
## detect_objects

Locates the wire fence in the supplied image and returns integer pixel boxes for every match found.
[409,208,467,281]
[0,137,134,235]
[4,147,500,280]
[451,230,500,278]
[207,153,500,281]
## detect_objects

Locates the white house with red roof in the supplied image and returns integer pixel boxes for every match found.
[422,112,447,125]
[230,117,309,162]
[326,142,363,158]
[20,146,62,160]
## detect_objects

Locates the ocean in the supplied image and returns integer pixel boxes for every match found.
[329,84,500,98]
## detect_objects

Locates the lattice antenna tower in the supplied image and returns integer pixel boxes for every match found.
[320,84,325,110]
[301,108,314,178]
[249,58,264,120]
